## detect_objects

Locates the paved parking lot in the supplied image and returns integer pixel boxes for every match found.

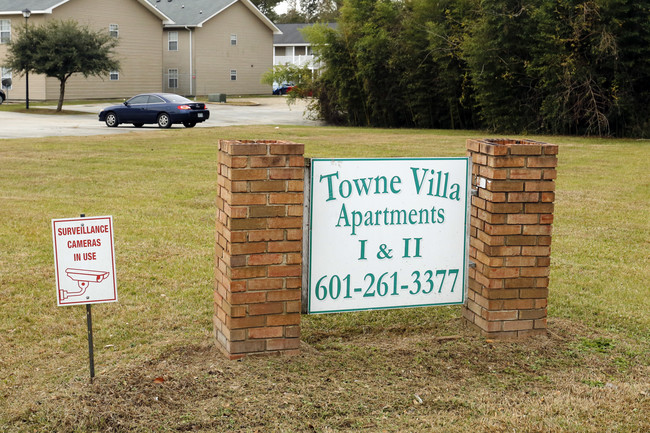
[0,97,320,139]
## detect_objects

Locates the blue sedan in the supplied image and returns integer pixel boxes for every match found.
[98,93,210,128]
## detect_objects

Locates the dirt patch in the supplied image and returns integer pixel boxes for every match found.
[4,318,648,432]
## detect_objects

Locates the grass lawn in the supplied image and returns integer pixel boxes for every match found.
[0,126,648,432]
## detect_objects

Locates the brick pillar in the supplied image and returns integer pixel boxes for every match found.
[215,140,304,359]
[463,138,558,338]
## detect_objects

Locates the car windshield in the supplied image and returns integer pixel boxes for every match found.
[162,94,192,103]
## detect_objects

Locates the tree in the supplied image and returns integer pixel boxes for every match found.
[5,19,120,111]
[250,0,284,22]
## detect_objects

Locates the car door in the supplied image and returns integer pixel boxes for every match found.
[143,95,166,123]
[122,95,149,123]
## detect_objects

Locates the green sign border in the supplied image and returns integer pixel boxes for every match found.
[308,157,471,314]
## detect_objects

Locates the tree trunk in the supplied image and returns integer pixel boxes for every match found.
[57,78,67,112]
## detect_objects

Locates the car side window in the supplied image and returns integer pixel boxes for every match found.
[148,96,165,104]
[128,95,149,105]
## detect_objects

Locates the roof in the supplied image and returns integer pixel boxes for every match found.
[0,0,172,23]
[274,23,336,46]
[146,0,280,33]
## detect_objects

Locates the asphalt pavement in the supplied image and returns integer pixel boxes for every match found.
[0,97,320,139]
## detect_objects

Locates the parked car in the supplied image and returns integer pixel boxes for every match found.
[98,93,210,128]
[0,89,5,105]
[272,83,295,95]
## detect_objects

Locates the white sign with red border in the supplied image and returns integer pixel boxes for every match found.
[52,216,117,306]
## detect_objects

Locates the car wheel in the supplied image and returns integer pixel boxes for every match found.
[133,123,144,128]
[183,122,196,128]
[157,113,172,128]
[105,112,119,127]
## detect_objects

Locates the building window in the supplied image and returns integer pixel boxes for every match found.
[230,70,237,81]
[230,34,237,46]
[1,68,12,90]
[168,69,178,88]
[109,70,119,81]
[109,24,119,38]
[0,20,10,44]
[168,32,178,51]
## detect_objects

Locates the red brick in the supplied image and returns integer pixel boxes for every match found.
[484,223,521,236]
[520,267,550,277]
[509,144,542,155]
[270,168,303,180]
[479,166,508,180]
[248,253,284,266]
[231,193,267,206]
[247,278,284,291]
[502,320,534,331]
[518,309,547,320]
[227,143,268,156]
[249,326,284,339]
[487,181,524,192]
[521,246,551,256]
[267,289,301,302]
[510,169,543,180]
[519,288,548,298]
[488,156,525,168]
[250,156,286,168]
[527,156,557,168]
[268,241,302,253]
[248,206,286,218]
[268,265,302,277]
[266,338,301,351]
[505,235,538,246]
[227,315,267,330]
[485,202,523,214]
[507,214,539,225]
[248,229,284,242]
[484,310,518,321]
[266,313,301,326]
[269,193,303,204]
[525,181,555,192]
[507,192,540,203]
[268,217,302,229]
[269,143,305,155]
[249,180,286,192]
[231,242,266,255]
[230,291,267,305]
[249,302,285,316]
[229,340,266,354]
[231,168,268,181]
[231,267,267,280]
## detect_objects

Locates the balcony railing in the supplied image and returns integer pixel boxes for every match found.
[273,55,321,69]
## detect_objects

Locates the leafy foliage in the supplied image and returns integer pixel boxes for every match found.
[302,0,650,136]
[5,19,120,111]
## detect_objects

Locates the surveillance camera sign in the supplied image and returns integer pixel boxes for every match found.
[52,216,117,306]
[308,158,470,314]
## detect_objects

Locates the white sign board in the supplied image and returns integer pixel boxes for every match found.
[52,216,117,306]
[308,158,470,314]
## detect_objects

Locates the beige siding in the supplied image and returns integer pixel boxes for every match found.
[192,2,273,95]
[162,29,192,95]
[44,0,163,99]
[0,16,48,101]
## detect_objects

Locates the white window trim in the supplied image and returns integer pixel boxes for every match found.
[168,68,178,89]
[1,68,12,90]
[109,24,119,38]
[168,32,178,51]
[0,19,11,44]
[109,70,119,81]
[230,69,237,81]
[230,34,237,46]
